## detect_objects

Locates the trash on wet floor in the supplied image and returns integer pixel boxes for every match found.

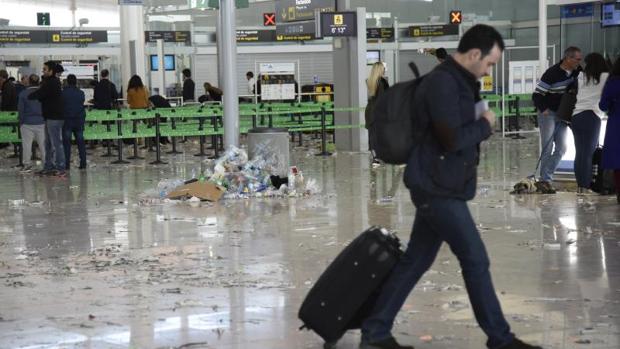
[147,145,321,202]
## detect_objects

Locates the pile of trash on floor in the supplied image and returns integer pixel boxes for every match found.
[152,146,320,202]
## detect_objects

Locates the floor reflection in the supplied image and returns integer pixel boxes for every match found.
[0,138,619,349]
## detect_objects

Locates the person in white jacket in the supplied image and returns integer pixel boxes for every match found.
[571,52,609,193]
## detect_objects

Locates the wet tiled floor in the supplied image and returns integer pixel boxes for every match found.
[0,136,619,349]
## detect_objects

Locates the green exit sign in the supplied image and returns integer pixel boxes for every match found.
[37,13,50,26]
[192,0,248,9]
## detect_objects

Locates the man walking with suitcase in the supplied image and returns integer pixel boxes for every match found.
[360,25,542,349]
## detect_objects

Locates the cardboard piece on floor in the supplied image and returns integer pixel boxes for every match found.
[166,181,225,202]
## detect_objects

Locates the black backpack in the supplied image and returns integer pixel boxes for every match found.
[369,77,425,165]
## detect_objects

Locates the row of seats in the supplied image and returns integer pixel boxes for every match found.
[0,102,358,144]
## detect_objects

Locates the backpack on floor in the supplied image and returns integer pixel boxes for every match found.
[591,147,616,195]
[369,77,424,165]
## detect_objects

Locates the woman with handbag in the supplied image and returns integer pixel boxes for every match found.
[365,62,389,166]
[571,53,609,194]
[599,57,620,204]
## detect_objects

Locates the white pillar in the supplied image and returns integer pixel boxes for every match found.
[394,17,400,83]
[220,0,240,148]
[333,6,368,152]
[156,39,166,96]
[539,0,548,77]
[120,4,147,94]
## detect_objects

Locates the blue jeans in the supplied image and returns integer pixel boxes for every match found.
[63,120,87,168]
[44,119,65,171]
[571,111,601,188]
[538,111,568,182]
[361,191,514,349]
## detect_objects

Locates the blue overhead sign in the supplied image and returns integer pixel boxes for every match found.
[561,3,594,18]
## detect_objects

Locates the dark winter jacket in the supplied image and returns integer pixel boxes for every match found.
[93,79,119,110]
[28,75,64,120]
[183,78,195,102]
[18,88,44,125]
[365,77,389,129]
[62,86,86,121]
[405,56,492,201]
[1,80,18,111]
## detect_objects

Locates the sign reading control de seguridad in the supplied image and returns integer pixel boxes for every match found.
[0,30,108,44]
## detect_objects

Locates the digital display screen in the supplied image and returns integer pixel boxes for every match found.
[320,12,357,37]
[367,51,380,65]
[150,55,175,71]
[602,1,620,27]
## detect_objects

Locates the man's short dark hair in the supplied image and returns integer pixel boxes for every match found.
[28,74,40,86]
[182,69,191,78]
[435,48,448,60]
[0,70,9,80]
[44,61,58,74]
[66,74,78,86]
[564,46,581,59]
[101,69,109,78]
[246,71,254,78]
[457,24,505,57]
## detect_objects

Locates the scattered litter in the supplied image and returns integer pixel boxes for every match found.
[580,327,597,335]
[162,288,182,294]
[574,339,591,344]
[8,199,25,208]
[419,335,433,343]
[441,300,469,311]
[173,300,205,310]
[543,243,561,250]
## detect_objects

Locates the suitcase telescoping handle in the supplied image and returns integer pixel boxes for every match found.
[371,226,402,252]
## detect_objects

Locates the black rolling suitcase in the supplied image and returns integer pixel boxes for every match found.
[299,226,402,348]
[591,147,616,195]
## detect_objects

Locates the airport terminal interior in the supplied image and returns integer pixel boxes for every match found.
[1,0,620,348]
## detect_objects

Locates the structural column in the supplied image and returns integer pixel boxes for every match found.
[539,0,548,76]
[333,6,368,152]
[219,0,240,148]
[119,4,147,94]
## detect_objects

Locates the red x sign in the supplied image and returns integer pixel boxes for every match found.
[263,13,276,26]
[450,10,462,25]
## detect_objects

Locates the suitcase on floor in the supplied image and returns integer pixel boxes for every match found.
[298,226,402,348]
[591,147,616,195]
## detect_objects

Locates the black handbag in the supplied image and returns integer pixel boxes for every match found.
[557,88,577,123]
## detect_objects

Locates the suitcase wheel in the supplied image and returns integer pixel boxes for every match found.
[324,341,338,349]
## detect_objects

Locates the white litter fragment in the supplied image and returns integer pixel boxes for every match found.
[543,243,561,250]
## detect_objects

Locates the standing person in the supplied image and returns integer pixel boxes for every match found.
[14,74,28,96]
[246,71,256,96]
[0,69,18,111]
[17,74,46,173]
[532,46,582,194]
[127,75,150,109]
[360,25,542,349]
[599,56,620,204]
[93,69,119,110]
[29,61,65,177]
[62,74,87,170]
[365,62,390,166]
[182,68,195,102]
[571,53,609,194]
